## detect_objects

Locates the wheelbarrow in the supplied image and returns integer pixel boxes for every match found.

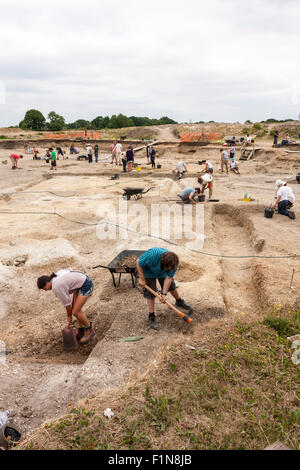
[93,250,145,287]
[122,187,154,200]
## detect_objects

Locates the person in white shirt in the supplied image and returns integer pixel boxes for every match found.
[199,160,214,174]
[176,161,187,179]
[275,180,295,219]
[230,158,240,175]
[198,173,214,199]
[86,145,93,163]
[220,149,229,174]
[246,134,252,146]
[115,142,122,166]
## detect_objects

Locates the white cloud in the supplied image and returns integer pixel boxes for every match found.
[0,0,300,125]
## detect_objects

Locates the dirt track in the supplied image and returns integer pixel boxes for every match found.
[0,141,299,435]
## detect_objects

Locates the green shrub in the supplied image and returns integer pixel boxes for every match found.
[264,317,298,337]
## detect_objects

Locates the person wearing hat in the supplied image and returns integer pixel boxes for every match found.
[230,157,240,175]
[198,173,214,199]
[275,180,295,219]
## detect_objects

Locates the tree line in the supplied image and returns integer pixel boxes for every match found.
[18,109,177,131]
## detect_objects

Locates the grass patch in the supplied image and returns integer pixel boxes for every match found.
[264,308,300,337]
[19,309,300,450]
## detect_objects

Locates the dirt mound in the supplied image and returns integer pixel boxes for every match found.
[175,261,204,282]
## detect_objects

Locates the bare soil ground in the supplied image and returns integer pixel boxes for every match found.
[0,137,299,438]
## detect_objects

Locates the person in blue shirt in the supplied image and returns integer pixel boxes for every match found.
[137,248,193,330]
[179,187,200,204]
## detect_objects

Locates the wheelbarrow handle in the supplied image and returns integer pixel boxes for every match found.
[142,186,155,194]
[144,285,192,324]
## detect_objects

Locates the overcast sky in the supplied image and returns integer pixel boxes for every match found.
[0,0,300,126]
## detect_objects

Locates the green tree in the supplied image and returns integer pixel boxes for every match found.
[22,109,46,130]
[47,111,65,131]
[91,116,104,129]
[68,119,91,129]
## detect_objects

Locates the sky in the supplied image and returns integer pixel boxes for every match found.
[0,0,300,126]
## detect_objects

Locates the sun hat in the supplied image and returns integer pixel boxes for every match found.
[275,179,286,187]
[202,173,213,183]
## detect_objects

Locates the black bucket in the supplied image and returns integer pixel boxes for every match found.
[198,195,205,202]
[296,175,300,184]
[0,424,22,449]
[157,164,162,169]
[264,208,274,219]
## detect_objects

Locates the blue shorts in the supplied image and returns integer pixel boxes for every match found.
[78,276,94,297]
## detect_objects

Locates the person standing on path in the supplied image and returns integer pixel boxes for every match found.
[49,148,57,170]
[220,149,229,174]
[230,145,236,160]
[37,268,95,344]
[86,144,93,163]
[146,143,151,164]
[121,152,127,172]
[150,146,156,168]
[126,145,134,172]
[94,144,99,163]
[273,130,279,147]
[137,248,193,330]
[115,142,122,166]
[111,141,117,164]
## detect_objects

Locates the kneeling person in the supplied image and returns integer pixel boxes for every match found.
[179,187,200,204]
[137,248,193,330]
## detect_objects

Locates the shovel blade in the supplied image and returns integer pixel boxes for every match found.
[62,327,78,351]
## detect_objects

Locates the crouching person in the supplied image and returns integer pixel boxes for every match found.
[137,248,193,330]
[37,268,95,344]
[275,180,296,220]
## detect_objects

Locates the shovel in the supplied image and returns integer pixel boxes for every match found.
[143,285,192,324]
[62,326,79,351]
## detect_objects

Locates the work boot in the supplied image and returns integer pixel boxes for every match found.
[76,327,85,341]
[288,211,296,220]
[79,323,95,344]
[175,298,193,315]
[149,314,159,330]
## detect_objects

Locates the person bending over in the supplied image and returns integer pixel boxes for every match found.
[137,248,193,330]
[37,268,95,344]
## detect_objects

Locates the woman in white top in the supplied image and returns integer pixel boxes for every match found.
[37,268,95,344]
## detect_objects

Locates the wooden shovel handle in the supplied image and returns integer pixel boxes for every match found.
[144,284,192,324]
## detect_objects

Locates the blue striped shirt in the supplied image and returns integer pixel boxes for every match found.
[138,248,177,279]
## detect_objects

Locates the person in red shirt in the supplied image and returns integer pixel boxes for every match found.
[10,153,23,169]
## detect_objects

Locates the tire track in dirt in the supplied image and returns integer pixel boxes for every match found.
[212,205,261,316]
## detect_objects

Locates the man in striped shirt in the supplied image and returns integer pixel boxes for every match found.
[137,248,193,330]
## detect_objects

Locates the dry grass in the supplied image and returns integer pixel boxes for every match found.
[18,309,300,451]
